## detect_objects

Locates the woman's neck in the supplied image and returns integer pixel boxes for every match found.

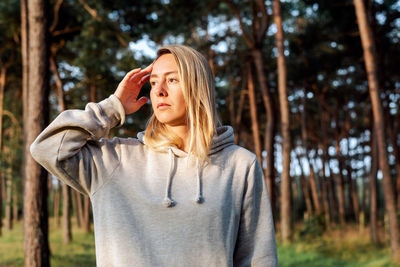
[166,124,190,152]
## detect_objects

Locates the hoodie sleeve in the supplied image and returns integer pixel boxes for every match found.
[233,159,278,267]
[30,95,126,197]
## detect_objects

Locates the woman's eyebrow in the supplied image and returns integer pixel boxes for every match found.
[150,71,178,78]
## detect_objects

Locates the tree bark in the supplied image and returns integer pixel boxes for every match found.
[13,181,18,223]
[252,48,276,219]
[0,65,6,237]
[319,102,332,227]
[246,64,262,163]
[295,152,313,218]
[319,158,330,228]
[0,174,2,236]
[335,125,346,225]
[23,0,50,265]
[336,152,346,225]
[274,0,292,242]
[369,127,380,244]
[62,184,72,244]
[83,195,91,233]
[354,0,400,260]
[5,171,12,230]
[49,54,65,111]
[71,189,81,228]
[54,180,61,227]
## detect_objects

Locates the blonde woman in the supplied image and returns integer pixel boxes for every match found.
[31,45,278,266]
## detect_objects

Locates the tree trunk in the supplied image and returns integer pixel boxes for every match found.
[346,135,360,224]
[22,0,50,265]
[252,48,276,219]
[0,178,2,235]
[320,161,330,228]
[308,158,321,215]
[225,0,276,219]
[385,111,400,210]
[71,189,81,228]
[246,64,262,163]
[301,90,321,215]
[54,180,61,227]
[274,0,292,242]
[335,136,346,225]
[354,0,400,260]
[319,103,333,227]
[13,181,19,223]
[369,127,380,244]
[5,174,12,230]
[62,184,72,244]
[328,167,338,224]
[295,152,313,218]
[0,66,6,237]
[83,195,91,233]
[49,54,65,111]
[0,66,7,156]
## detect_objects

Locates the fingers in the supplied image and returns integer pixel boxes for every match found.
[129,96,148,114]
[122,68,142,82]
[142,63,153,73]
[128,64,153,82]
[137,96,148,105]
[138,73,150,86]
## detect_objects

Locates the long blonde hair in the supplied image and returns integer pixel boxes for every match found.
[144,45,220,162]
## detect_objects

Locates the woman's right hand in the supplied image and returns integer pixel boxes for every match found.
[114,64,153,115]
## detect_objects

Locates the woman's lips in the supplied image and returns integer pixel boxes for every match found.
[157,103,170,109]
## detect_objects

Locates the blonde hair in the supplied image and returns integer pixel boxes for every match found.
[144,45,220,162]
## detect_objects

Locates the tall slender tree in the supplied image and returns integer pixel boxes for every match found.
[223,1,277,217]
[274,0,292,242]
[369,126,379,244]
[246,64,262,163]
[22,0,50,265]
[354,0,400,261]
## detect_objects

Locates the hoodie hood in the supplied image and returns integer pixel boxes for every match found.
[136,126,235,207]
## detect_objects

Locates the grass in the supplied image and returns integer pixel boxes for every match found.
[277,226,398,267]
[0,219,95,267]
[0,219,398,266]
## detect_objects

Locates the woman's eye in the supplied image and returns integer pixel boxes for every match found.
[168,78,178,83]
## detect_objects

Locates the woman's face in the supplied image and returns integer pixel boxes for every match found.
[150,54,187,127]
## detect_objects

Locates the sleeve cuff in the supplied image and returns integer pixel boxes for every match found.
[98,94,126,128]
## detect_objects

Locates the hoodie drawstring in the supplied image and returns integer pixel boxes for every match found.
[195,157,204,204]
[163,147,204,207]
[163,148,175,207]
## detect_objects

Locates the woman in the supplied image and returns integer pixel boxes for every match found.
[31,45,278,266]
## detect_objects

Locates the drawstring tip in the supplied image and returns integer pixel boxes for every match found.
[195,196,204,204]
[163,197,175,207]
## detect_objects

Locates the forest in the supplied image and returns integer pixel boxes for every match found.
[1,0,400,266]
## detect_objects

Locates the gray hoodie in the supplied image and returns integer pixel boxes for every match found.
[30,95,278,267]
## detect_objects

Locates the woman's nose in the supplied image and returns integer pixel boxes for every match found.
[154,83,168,97]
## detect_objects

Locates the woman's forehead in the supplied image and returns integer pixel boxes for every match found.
[151,54,178,75]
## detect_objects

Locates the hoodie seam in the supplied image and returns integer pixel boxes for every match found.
[57,130,92,196]
[91,140,122,198]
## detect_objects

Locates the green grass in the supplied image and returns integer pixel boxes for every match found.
[0,219,95,267]
[1,220,399,266]
[278,226,398,267]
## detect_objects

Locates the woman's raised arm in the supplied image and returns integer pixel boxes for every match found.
[30,67,151,196]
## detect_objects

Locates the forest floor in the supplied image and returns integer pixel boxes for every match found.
[0,219,398,266]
